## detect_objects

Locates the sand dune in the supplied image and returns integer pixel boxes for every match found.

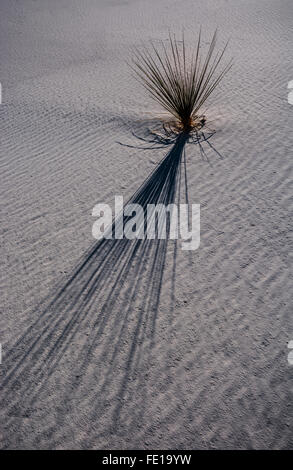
[0,0,292,449]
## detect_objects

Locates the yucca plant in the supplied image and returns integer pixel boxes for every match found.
[132,30,232,134]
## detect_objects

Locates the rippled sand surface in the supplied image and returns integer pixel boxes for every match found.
[0,0,292,449]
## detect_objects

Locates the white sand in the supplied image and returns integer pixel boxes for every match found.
[0,0,292,449]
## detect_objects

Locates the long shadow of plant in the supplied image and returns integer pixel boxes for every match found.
[0,129,223,438]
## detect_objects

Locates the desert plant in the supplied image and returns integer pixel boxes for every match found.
[131,30,232,133]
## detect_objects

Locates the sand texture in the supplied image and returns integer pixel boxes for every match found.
[0,0,292,449]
